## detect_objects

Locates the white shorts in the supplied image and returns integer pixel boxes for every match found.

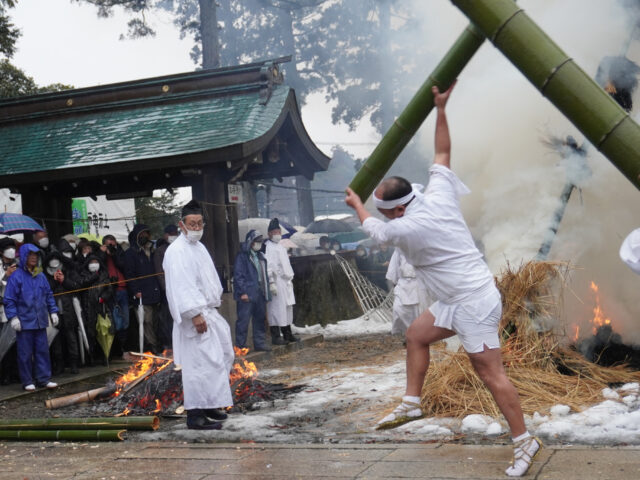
[451,301,502,353]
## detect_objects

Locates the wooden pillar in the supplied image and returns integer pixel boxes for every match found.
[296,175,315,226]
[242,181,258,218]
[192,172,233,291]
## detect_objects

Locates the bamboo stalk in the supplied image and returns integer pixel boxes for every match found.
[45,385,115,410]
[451,0,640,190]
[0,416,159,431]
[348,22,486,201]
[0,429,125,441]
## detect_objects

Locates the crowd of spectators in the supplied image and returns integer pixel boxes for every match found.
[0,223,174,390]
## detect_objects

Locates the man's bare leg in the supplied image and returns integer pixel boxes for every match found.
[376,310,454,428]
[405,310,455,396]
[468,346,540,477]
[467,346,525,436]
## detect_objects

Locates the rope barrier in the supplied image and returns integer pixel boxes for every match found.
[52,272,164,297]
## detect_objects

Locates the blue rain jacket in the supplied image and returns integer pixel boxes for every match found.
[233,230,271,302]
[4,244,58,330]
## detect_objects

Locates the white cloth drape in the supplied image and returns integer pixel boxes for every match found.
[265,240,295,327]
[163,234,233,409]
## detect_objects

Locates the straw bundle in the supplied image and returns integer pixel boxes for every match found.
[421,261,640,418]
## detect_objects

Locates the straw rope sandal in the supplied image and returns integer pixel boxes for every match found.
[375,400,424,430]
[505,435,542,477]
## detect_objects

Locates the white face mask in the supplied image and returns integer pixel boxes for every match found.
[88,263,100,273]
[270,235,281,243]
[3,248,15,259]
[38,237,49,249]
[167,235,178,244]
[185,229,203,243]
[63,252,73,259]
[48,260,61,270]
[251,242,262,252]
[68,242,77,251]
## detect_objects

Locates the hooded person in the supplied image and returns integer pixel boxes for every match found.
[232,229,271,351]
[163,199,234,430]
[264,218,298,345]
[123,223,161,353]
[78,253,113,365]
[3,244,59,390]
[100,234,129,356]
[43,251,82,374]
[153,224,178,351]
[62,234,80,256]
[57,238,78,268]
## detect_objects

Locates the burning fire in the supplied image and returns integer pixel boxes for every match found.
[112,352,172,397]
[589,281,612,335]
[230,346,258,384]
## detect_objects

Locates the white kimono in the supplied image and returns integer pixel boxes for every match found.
[265,240,295,327]
[386,250,432,335]
[163,233,234,410]
[363,164,500,334]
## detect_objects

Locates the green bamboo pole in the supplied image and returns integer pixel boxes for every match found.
[348,22,486,201]
[0,429,125,441]
[0,416,159,431]
[451,0,640,191]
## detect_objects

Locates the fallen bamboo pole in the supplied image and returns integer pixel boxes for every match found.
[0,429,125,441]
[45,385,115,410]
[127,351,172,362]
[121,368,154,394]
[0,416,159,431]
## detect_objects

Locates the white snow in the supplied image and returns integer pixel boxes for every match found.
[292,314,393,338]
[141,322,640,445]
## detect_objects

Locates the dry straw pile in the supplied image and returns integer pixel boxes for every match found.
[421,261,640,418]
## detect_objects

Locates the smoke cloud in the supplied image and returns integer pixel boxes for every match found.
[403,0,640,341]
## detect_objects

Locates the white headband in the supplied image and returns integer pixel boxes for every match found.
[373,183,424,210]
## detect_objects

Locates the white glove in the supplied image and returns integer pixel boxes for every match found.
[269,283,278,296]
[10,317,21,332]
[0,315,7,324]
[50,313,59,327]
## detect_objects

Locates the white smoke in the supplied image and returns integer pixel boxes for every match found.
[405,0,640,340]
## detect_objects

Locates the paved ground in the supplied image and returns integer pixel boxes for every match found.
[1,442,639,479]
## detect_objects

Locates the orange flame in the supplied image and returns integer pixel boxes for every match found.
[230,346,258,384]
[589,281,612,335]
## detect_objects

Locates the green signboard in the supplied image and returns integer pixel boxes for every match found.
[71,198,88,235]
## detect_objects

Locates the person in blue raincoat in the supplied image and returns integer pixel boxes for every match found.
[4,244,59,391]
[232,229,271,351]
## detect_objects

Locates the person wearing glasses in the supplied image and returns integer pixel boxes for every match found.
[163,199,234,430]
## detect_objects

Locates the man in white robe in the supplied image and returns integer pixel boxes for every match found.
[163,200,234,430]
[264,218,298,344]
[345,83,538,477]
[385,249,431,336]
[620,228,640,275]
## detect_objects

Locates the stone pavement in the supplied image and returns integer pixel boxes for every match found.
[1,442,639,479]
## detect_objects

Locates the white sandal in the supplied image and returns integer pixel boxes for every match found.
[505,435,542,477]
[375,400,424,430]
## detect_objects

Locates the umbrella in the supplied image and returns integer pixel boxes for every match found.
[77,232,103,243]
[305,219,354,234]
[0,213,44,234]
[72,296,90,365]
[0,322,16,363]
[96,310,114,366]
[137,297,144,353]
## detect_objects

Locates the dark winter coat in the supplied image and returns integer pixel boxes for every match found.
[79,254,113,328]
[123,224,161,304]
[43,251,82,327]
[233,230,271,303]
[4,244,58,330]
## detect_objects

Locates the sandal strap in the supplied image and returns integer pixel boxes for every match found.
[393,400,422,413]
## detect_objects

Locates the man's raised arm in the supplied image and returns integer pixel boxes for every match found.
[432,82,456,169]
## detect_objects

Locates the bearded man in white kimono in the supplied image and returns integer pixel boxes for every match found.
[345,83,539,477]
[385,249,431,336]
[264,218,298,345]
[163,200,234,430]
